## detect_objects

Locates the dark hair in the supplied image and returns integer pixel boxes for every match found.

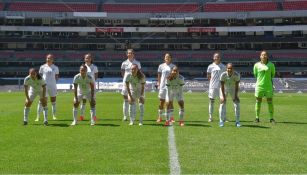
[80,64,88,70]
[132,64,144,80]
[29,68,42,80]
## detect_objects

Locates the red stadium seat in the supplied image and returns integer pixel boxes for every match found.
[204,2,278,12]
[102,3,199,13]
[9,2,97,12]
[283,1,307,10]
[0,3,4,11]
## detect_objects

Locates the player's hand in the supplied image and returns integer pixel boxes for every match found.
[220,97,225,103]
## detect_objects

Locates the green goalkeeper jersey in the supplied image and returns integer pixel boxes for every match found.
[253,61,275,91]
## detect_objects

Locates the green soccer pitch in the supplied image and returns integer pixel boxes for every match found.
[0,91,307,174]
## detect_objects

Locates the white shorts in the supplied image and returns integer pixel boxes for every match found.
[46,85,57,97]
[158,88,167,99]
[220,88,236,100]
[28,90,46,102]
[75,92,96,103]
[166,88,183,102]
[208,88,220,99]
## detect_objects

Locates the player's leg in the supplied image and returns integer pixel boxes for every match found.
[208,88,218,122]
[49,86,57,120]
[23,93,35,125]
[39,93,48,126]
[157,88,166,122]
[165,101,173,126]
[229,90,240,127]
[72,95,81,125]
[128,93,136,125]
[88,94,96,126]
[36,100,42,121]
[255,89,263,123]
[178,100,185,126]
[138,95,145,126]
[266,90,275,123]
[122,87,129,121]
[79,98,86,121]
[219,92,226,127]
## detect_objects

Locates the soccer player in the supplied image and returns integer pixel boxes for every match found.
[165,66,185,126]
[79,53,98,121]
[207,52,226,122]
[71,65,96,126]
[124,64,145,126]
[23,68,48,126]
[121,49,141,121]
[253,50,276,124]
[156,53,176,123]
[36,54,59,121]
[219,63,241,127]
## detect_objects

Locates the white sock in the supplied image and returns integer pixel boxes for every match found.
[80,103,86,117]
[179,108,184,121]
[129,103,136,123]
[37,102,42,119]
[219,103,226,122]
[24,107,30,122]
[234,102,240,123]
[73,108,78,123]
[167,109,174,121]
[123,100,129,118]
[43,107,48,122]
[209,99,214,118]
[158,109,163,118]
[51,102,56,117]
[90,108,96,124]
[139,103,144,123]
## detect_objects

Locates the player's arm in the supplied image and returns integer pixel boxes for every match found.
[207,72,211,81]
[253,64,257,78]
[126,81,134,102]
[89,81,95,106]
[55,67,59,81]
[157,72,161,88]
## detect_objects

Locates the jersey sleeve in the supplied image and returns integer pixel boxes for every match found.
[207,65,212,73]
[158,64,162,73]
[94,65,98,73]
[120,61,125,70]
[235,73,241,82]
[137,61,141,70]
[124,73,130,83]
[55,66,59,75]
[73,75,78,84]
[253,63,258,78]
[24,77,29,86]
[39,65,43,75]
[220,72,225,82]
[271,63,275,78]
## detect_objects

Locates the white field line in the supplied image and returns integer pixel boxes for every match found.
[168,126,181,175]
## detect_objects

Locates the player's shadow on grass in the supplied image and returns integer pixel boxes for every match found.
[142,123,165,127]
[277,121,307,125]
[242,124,270,129]
[95,123,120,127]
[48,123,70,127]
[185,123,211,127]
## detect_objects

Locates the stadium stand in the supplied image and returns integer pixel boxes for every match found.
[0,3,4,11]
[102,3,199,13]
[282,1,307,10]
[203,2,278,12]
[8,2,97,12]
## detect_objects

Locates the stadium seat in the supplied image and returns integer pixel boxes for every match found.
[283,1,307,10]
[9,2,97,12]
[204,2,278,12]
[102,3,199,13]
[0,3,4,11]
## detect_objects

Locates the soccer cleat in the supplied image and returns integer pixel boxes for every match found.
[170,116,175,123]
[93,116,97,121]
[79,116,84,121]
[139,123,143,126]
[179,121,184,127]
[235,122,241,127]
[70,121,77,126]
[156,117,162,123]
[270,119,276,124]
[43,121,48,126]
[129,122,134,126]
[208,117,213,122]
[52,116,57,120]
[23,121,28,125]
[224,118,230,122]
[90,122,95,126]
[219,122,224,127]
[35,118,39,122]
[164,120,171,126]
[123,116,128,121]
[254,118,260,123]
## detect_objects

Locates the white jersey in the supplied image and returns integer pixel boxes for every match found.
[158,63,176,89]
[39,64,59,87]
[207,63,226,89]
[73,73,94,95]
[220,71,240,90]
[121,59,141,81]
[124,73,145,93]
[24,75,46,93]
[85,63,98,80]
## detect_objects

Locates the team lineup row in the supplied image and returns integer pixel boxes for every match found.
[22,49,276,127]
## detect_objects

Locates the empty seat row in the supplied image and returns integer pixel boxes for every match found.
[204,2,278,12]
[282,1,307,10]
